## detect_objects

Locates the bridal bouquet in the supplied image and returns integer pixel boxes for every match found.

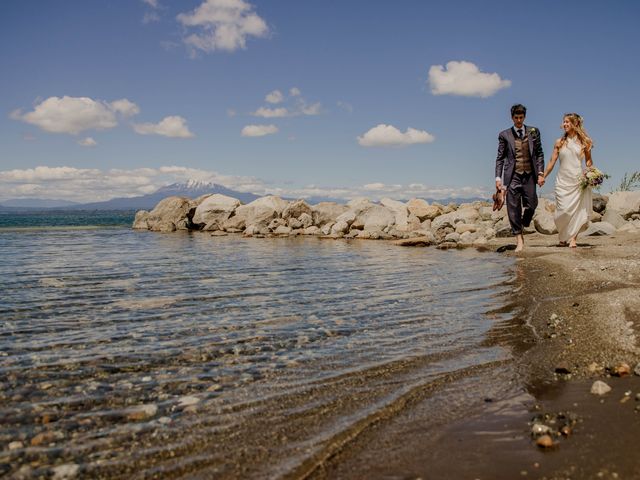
[578,167,609,190]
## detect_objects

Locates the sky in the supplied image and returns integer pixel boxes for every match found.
[1,0,639,203]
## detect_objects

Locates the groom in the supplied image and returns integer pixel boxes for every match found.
[495,104,545,252]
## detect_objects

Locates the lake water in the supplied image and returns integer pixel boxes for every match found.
[0,213,517,478]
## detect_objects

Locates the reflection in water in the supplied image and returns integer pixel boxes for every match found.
[0,229,514,478]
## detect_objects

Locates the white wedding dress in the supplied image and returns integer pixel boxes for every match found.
[554,137,592,242]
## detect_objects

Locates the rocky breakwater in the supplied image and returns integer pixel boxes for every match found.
[132,191,640,246]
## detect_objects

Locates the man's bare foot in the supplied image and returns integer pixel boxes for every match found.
[558,241,568,247]
[515,234,524,252]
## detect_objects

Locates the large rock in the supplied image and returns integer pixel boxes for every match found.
[223,195,287,231]
[606,191,640,219]
[592,193,608,214]
[359,205,396,232]
[533,198,558,235]
[192,194,240,230]
[312,202,349,226]
[618,222,639,233]
[602,209,628,229]
[431,207,480,231]
[381,198,411,231]
[583,221,616,236]
[330,220,350,235]
[346,197,374,212]
[143,196,195,232]
[406,198,431,221]
[133,210,150,230]
[282,199,312,220]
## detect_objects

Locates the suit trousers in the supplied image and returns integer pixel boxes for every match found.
[506,172,538,235]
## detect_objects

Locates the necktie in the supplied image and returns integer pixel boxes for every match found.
[517,129,523,139]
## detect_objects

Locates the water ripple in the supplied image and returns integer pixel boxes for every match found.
[0,229,514,478]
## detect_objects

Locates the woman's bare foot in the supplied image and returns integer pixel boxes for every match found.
[569,237,577,248]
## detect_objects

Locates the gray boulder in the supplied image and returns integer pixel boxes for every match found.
[406,198,431,221]
[583,221,616,236]
[533,198,558,235]
[602,209,628,229]
[143,196,195,232]
[431,207,480,231]
[282,199,312,220]
[224,195,287,231]
[360,205,396,232]
[592,193,608,214]
[312,202,349,226]
[192,194,240,230]
[133,210,150,230]
[381,197,410,231]
[606,191,640,219]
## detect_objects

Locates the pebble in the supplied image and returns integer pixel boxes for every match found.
[178,395,200,407]
[555,363,571,374]
[126,403,158,421]
[588,362,603,373]
[612,363,631,377]
[549,313,559,321]
[591,380,612,395]
[52,463,79,480]
[8,441,23,450]
[536,435,554,448]
[560,425,572,436]
[531,423,551,435]
[634,363,640,376]
[636,393,640,401]
[30,431,62,446]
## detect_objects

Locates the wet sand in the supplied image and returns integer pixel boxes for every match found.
[313,232,640,479]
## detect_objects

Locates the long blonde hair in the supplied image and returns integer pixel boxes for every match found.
[560,113,593,152]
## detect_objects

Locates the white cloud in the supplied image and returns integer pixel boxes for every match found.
[428,61,511,98]
[300,102,322,116]
[252,106,290,118]
[265,90,283,104]
[133,116,194,138]
[177,0,269,54]
[241,124,278,137]
[358,124,435,148]
[10,96,141,135]
[78,137,97,147]
[0,165,489,203]
[110,99,140,117]
[250,88,322,118]
[12,96,116,134]
[142,0,159,7]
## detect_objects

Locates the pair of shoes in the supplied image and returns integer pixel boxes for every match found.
[492,188,505,211]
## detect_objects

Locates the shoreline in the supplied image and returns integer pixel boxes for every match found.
[311,231,640,479]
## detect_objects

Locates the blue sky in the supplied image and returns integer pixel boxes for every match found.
[1,0,639,202]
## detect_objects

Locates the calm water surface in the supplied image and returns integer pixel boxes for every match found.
[0,223,516,478]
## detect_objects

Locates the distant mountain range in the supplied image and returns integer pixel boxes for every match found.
[0,180,484,212]
[0,181,261,212]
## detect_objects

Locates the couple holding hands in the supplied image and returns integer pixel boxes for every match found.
[494,104,595,251]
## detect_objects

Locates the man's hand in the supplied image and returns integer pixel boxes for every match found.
[537,175,545,187]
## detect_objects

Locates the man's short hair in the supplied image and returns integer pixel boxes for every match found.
[511,104,527,117]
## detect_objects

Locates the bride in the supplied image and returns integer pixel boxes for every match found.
[541,113,594,248]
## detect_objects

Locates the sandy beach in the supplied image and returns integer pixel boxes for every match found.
[312,231,640,479]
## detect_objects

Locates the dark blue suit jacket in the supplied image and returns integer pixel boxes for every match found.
[495,125,545,187]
